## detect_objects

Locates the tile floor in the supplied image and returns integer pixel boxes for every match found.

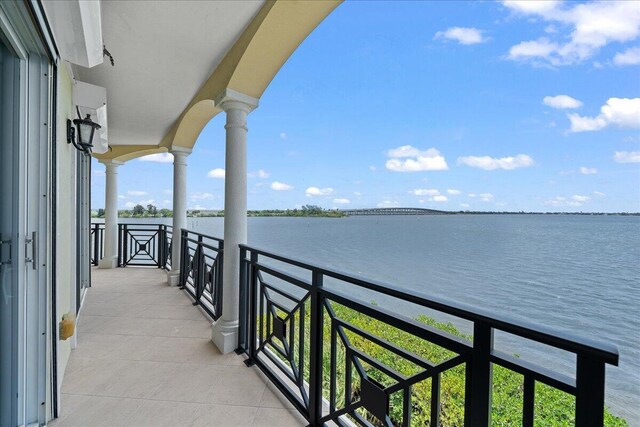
[51,267,306,427]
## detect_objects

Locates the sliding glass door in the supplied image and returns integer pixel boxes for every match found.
[0,4,51,425]
[0,30,21,427]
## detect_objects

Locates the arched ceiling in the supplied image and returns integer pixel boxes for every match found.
[89,0,341,162]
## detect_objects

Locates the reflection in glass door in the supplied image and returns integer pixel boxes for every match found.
[0,32,20,427]
[0,13,51,425]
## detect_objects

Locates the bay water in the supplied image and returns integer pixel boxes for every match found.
[123,214,640,423]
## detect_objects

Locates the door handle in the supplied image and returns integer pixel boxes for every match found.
[31,231,37,270]
[0,234,11,266]
[24,231,37,270]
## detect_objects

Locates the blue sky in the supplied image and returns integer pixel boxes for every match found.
[92,0,640,213]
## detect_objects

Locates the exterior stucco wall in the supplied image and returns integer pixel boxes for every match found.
[54,63,77,404]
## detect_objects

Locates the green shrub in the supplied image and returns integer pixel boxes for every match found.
[261,300,627,426]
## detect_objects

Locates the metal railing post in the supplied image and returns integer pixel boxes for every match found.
[236,246,247,354]
[216,241,224,320]
[122,224,129,267]
[92,223,100,266]
[194,235,205,306]
[575,354,605,426]
[179,229,188,288]
[158,225,165,269]
[465,323,493,427]
[244,250,258,366]
[308,270,324,425]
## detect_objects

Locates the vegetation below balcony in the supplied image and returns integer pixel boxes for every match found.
[320,304,628,426]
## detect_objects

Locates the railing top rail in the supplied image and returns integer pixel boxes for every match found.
[181,228,224,244]
[240,244,619,365]
[90,221,171,227]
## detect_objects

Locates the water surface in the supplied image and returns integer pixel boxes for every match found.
[129,214,640,423]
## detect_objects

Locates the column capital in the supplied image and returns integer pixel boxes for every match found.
[99,159,124,167]
[99,159,124,172]
[214,88,258,113]
[169,146,192,157]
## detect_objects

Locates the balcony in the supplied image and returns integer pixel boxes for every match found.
[77,223,622,426]
[53,265,305,426]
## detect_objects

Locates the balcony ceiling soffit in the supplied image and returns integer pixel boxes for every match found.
[77,0,264,148]
[92,0,341,163]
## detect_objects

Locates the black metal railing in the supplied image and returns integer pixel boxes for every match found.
[117,223,172,268]
[237,245,619,427]
[163,225,173,271]
[90,223,104,266]
[90,222,174,269]
[179,229,224,320]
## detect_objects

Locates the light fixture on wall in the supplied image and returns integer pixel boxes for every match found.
[67,107,101,153]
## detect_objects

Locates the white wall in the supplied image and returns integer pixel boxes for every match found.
[54,63,77,409]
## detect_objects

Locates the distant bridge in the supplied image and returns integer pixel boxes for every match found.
[340,207,452,216]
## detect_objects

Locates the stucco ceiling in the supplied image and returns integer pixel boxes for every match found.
[74,0,264,146]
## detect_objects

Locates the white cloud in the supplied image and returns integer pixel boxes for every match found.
[545,194,590,207]
[138,153,173,163]
[613,151,640,163]
[125,202,136,209]
[354,191,362,197]
[164,189,173,195]
[434,27,488,45]
[593,191,606,197]
[387,145,426,158]
[127,190,147,196]
[411,188,440,196]
[386,146,448,172]
[280,132,287,140]
[447,189,462,195]
[369,165,377,172]
[333,198,350,204]
[468,193,477,198]
[572,195,590,203]
[614,47,640,66]
[92,169,105,176]
[271,181,294,191]
[248,169,271,179]
[545,197,578,207]
[543,95,583,109]
[430,195,448,202]
[503,0,561,15]
[508,38,558,63]
[377,200,399,208]
[504,1,640,66]
[479,193,494,202]
[191,192,214,200]
[207,168,226,179]
[457,154,535,170]
[137,199,155,206]
[118,195,125,199]
[568,98,640,132]
[306,187,334,197]
[460,203,471,209]
[162,200,172,206]
[579,167,598,175]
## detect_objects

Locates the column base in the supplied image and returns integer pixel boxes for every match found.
[167,270,181,286]
[98,256,118,269]
[211,320,239,354]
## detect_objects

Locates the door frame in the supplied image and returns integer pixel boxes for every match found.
[0,1,56,425]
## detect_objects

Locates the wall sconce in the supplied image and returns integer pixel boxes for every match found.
[67,109,101,153]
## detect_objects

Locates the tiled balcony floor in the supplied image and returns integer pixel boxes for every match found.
[52,267,306,427]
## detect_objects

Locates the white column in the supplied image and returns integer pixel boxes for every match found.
[212,89,258,354]
[167,146,192,286]
[98,159,123,269]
